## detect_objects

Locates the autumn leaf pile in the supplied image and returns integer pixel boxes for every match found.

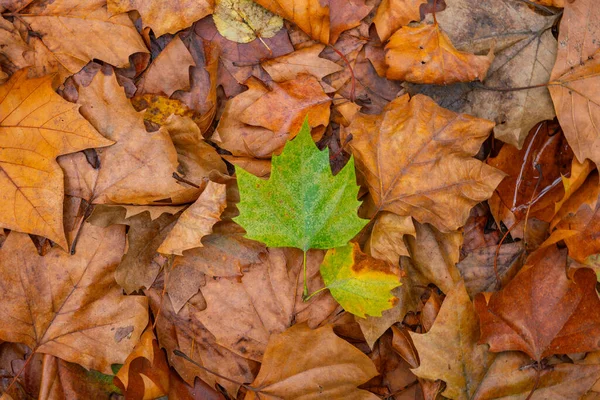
[3,0,600,398]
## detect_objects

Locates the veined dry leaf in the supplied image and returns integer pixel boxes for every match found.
[213,75,330,160]
[0,17,30,72]
[548,0,600,167]
[213,0,283,44]
[475,246,600,361]
[472,352,600,400]
[77,68,204,205]
[158,181,227,255]
[385,23,493,84]
[253,0,372,44]
[245,324,379,400]
[20,0,147,82]
[261,44,343,84]
[374,0,427,42]
[136,36,195,97]
[410,280,495,400]
[148,287,257,397]
[366,212,415,265]
[0,70,112,248]
[0,224,148,374]
[342,94,504,232]
[108,0,214,37]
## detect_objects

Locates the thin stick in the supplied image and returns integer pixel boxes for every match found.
[517,0,557,14]
[328,45,356,102]
[4,349,35,395]
[493,222,520,290]
[302,250,309,300]
[523,164,543,249]
[474,82,549,92]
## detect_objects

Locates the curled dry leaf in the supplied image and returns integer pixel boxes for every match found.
[158,181,227,255]
[0,17,30,72]
[366,212,415,265]
[548,0,600,167]
[213,0,283,44]
[0,70,112,248]
[410,280,495,400]
[108,0,214,37]
[135,36,195,97]
[385,23,493,84]
[21,0,147,82]
[245,324,379,400]
[343,93,504,232]
[475,246,600,361]
[320,243,402,318]
[0,224,148,374]
[261,44,343,84]
[373,0,428,42]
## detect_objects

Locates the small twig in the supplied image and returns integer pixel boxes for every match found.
[4,349,35,396]
[473,82,549,92]
[172,172,202,188]
[328,45,356,102]
[523,164,543,249]
[329,133,353,160]
[69,200,94,255]
[517,0,557,15]
[493,222,520,290]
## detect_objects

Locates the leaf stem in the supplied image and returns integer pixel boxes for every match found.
[302,250,309,300]
[303,286,329,301]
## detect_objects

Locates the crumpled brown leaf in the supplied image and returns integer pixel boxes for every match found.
[373,0,427,42]
[0,223,148,374]
[342,93,504,232]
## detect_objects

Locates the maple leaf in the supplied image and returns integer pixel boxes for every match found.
[158,181,227,255]
[385,22,494,84]
[319,243,401,318]
[245,324,379,399]
[235,119,366,252]
[548,0,600,167]
[0,69,112,248]
[0,223,148,374]
[410,280,495,400]
[475,245,600,361]
[107,0,214,37]
[343,93,505,232]
[213,0,283,44]
[20,0,147,82]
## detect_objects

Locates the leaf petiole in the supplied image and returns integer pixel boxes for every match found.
[302,250,308,300]
[303,286,329,302]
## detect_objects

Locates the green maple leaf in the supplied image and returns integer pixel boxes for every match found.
[319,243,401,318]
[234,119,368,295]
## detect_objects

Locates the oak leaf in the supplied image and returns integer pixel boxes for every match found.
[108,0,214,37]
[373,0,427,42]
[320,243,402,318]
[0,223,148,374]
[342,94,504,232]
[0,70,112,248]
[410,280,495,400]
[135,36,195,97]
[213,0,283,44]
[235,119,367,252]
[158,181,227,255]
[21,0,147,82]
[548,0,600,167]
[475,246,600,361]
[245,324,379,400]
[385,23,493,84]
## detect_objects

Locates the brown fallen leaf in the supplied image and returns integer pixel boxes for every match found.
[373,0,427,42]
[0,223,148,373]
[548,0,600,168]
[38,354,120,399]
[343,93,504,232]
[245,323,379,399]
[76,67,209,204]
[0,17,31,73]
[385,23,493,84]
[366,213,415,265]
[534,0,563,6]
[261,44,343,84]
[88,204,180,294]
[147,286,257,397]
[136,36,195,97]
[115,327,169,400]
[472,352,600,399]
[0,70,112,249]
[213,75,330,160]
[108,0,214,37]
[410,280,495,400]
[20,0,147,83]
[254,0,372,44]
[475,245,600,361]
[158,181,227,256]
[196,247,296,362]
